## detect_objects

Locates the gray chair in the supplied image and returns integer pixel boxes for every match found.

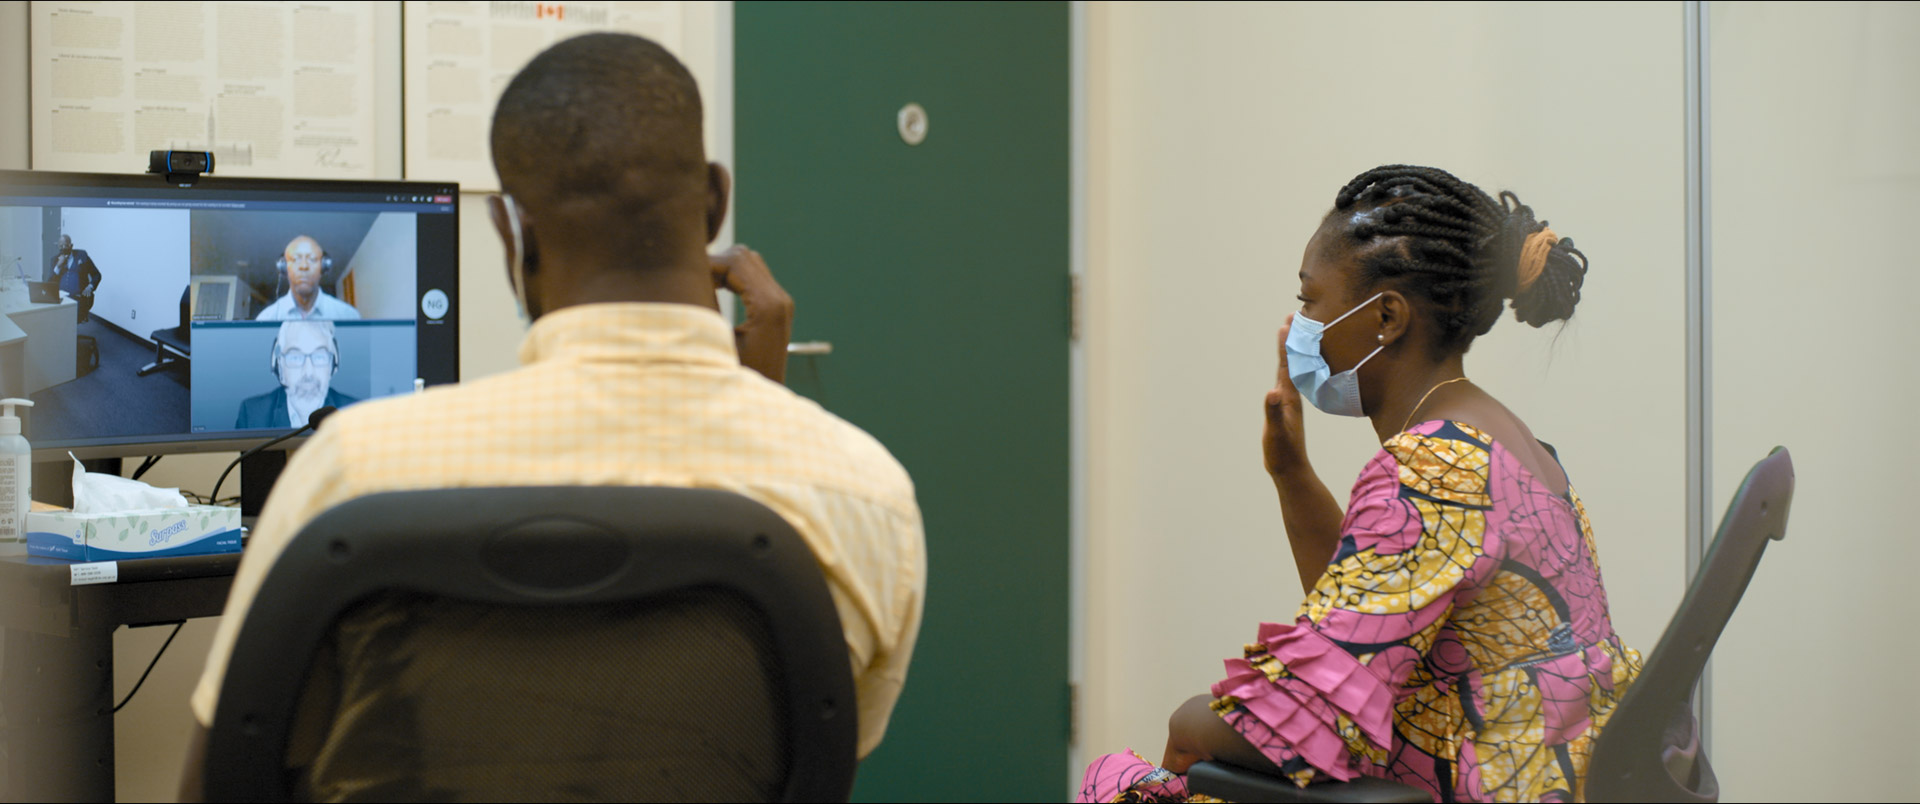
[1190,447,1795,803]
[204,486,858,803]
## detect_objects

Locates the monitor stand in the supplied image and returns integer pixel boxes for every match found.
[239,450,286,518]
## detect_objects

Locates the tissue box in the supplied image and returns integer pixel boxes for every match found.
[26,506,242,561]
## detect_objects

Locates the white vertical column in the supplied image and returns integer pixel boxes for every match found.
[1682,0,1713,756]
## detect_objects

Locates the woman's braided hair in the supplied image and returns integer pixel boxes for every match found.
[1330,165,1588,349]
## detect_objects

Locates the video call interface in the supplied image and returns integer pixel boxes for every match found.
[0,172,459,452]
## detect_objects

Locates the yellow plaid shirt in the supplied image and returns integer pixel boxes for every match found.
[191,302,927,757]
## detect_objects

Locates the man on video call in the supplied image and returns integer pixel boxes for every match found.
[233,320,359,429]
[183,32,927,800]
[48,234,100,323]
[254,235,361,321]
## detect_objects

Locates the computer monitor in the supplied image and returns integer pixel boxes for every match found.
[0,169,460,461]
[190,275,242,321]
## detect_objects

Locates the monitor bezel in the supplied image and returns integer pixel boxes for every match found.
[0,168,460,463]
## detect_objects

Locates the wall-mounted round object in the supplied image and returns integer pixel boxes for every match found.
[897,103,928,146]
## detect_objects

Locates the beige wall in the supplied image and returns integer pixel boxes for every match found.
[1081,0,1688,775]
[1707,3,1920,801]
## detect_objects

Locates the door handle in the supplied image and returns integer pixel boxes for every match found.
[788,341,833,356]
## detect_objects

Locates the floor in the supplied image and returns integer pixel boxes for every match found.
[29,318,190,445]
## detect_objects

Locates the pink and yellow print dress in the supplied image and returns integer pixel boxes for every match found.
[1081,421,1643,803]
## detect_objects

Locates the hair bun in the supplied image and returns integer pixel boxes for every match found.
[1498,192,1587,327]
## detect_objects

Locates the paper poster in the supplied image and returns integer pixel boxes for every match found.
[402,1,684,190]
[29,1,380,179]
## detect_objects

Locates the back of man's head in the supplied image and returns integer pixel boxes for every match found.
[490,33,707,267]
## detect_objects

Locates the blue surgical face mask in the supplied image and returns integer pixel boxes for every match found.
[1285,291,1385,417]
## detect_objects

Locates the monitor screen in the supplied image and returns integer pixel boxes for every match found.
[0,169,459,460]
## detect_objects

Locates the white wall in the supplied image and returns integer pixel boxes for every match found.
[60,206,190,333]
[1707,3,1920,801]
[340,210,417,319]
[0,206,42,282]
[1082,0,1688,772]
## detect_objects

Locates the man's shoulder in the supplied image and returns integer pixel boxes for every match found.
[320,367,523,434]
[234,388,281,427]
[314,363,919,513]
[317,293,361,318]
[238,387,281,408]
[738,375,918,506]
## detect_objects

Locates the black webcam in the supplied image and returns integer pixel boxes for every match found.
[149,150,215,185]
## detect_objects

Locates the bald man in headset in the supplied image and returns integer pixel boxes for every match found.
[255,235,362,321]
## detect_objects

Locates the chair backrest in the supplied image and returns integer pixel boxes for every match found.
[1585,447,1795,803]
[205,486,857,803]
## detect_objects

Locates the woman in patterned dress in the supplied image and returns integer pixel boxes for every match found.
[1080,165,1641,803]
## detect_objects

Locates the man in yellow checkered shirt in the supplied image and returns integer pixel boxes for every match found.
[181,32,926,798]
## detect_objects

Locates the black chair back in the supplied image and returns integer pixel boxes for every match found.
[205,486,857,803]
[1585,447,1795,802]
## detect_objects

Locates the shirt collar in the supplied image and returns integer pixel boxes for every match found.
[518,302,739,368]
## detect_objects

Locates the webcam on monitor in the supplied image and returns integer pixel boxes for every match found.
[148,150,215,185]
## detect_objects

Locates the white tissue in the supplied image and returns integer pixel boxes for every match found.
[69,453,188,514]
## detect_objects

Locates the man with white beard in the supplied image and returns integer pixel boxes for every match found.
[233,320,359,429]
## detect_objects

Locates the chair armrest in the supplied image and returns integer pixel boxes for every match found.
[1187,761,1433,803]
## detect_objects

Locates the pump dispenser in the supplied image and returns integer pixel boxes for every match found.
[0,398,34,555]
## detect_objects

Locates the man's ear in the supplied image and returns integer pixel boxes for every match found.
[488,193,542,287]
[706,162,732,244]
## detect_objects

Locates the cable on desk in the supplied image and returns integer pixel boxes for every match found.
[113,620,186,714]
[130,455,163,481]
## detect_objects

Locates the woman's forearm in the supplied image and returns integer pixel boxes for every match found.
[1273,467,1344,594]
[1163,694,1286,775]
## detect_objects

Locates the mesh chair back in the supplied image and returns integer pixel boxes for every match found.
[1585,447,1795,803]
[205,487,857,803]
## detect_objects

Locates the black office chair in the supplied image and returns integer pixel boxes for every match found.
[204,487,858,803]
[138,286,190,376]
[1190,447,1795,803]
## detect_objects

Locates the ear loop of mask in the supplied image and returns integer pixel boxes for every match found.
[1331,291,1388,373]
[501,194,531,322]
[1320,291,1386,333]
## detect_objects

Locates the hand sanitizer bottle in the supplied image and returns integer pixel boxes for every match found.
[0,398,34,556]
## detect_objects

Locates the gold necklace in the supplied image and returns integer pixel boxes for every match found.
[1402,376,1472,433]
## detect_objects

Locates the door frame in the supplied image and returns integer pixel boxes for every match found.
[1066,0,1090,791]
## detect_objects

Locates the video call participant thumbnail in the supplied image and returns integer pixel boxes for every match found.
[255,235,361,321]
[49,234,101,322]
[235,320,359,429]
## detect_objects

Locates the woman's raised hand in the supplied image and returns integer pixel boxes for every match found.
[1263,314,1311,478]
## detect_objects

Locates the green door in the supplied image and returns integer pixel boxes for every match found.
[736,3,1070,800]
